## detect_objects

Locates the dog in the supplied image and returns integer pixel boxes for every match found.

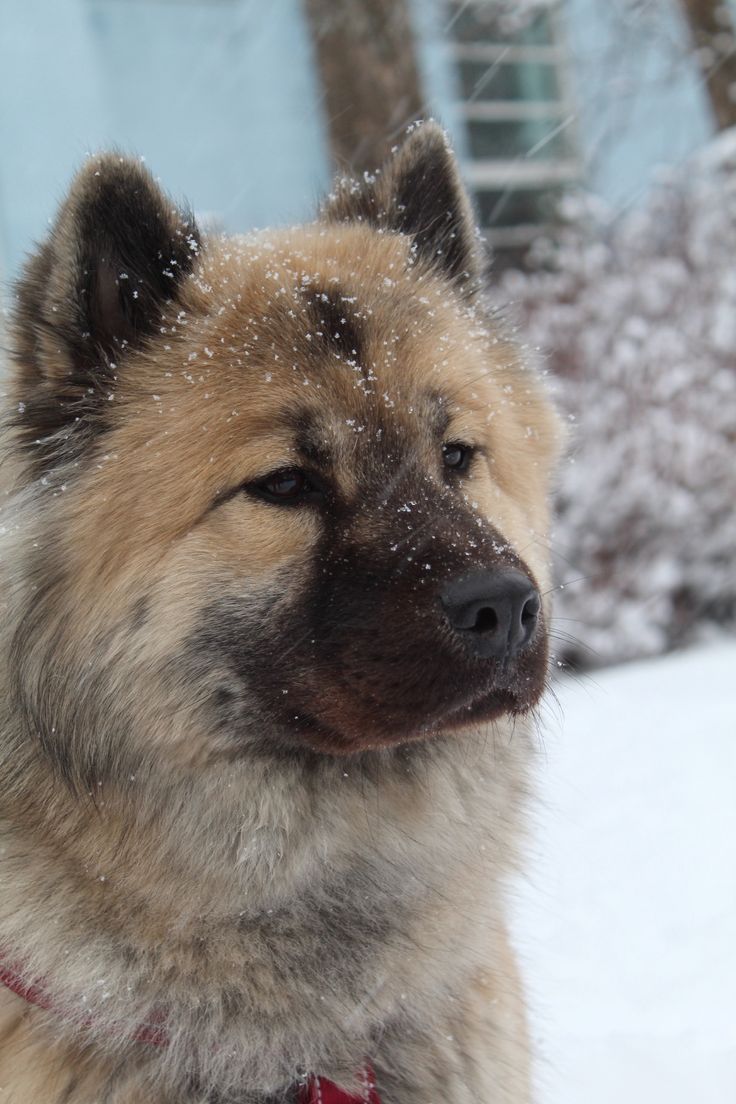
[0,122,560,1103]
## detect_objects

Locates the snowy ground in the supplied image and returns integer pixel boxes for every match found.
[513,640,736,1104]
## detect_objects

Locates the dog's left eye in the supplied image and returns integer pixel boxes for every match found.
[442,442,473,472]
[249,468,323,506]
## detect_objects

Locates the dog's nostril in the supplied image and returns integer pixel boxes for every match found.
[472,606,498,634]
[521,594,540,626]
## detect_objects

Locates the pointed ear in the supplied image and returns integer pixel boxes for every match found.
[321,121,484,294]
[11,155,199,463]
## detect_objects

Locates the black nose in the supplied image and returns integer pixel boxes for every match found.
[440,569,541,660]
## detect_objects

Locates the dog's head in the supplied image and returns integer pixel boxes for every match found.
[6,124,560,783]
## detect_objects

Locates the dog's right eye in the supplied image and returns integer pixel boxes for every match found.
[442,442,474,473]
[247,468,324,506]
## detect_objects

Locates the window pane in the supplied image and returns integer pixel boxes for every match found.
[451,5,554,46]
[466,118,571,160]
[458,61,560,102]
[475,188,561,227]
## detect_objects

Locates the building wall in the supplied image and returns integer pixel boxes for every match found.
[563,0,713,211]
[0,0,329,283]
[0,0,720,286]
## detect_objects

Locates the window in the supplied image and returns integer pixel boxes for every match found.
[449,1,579,257]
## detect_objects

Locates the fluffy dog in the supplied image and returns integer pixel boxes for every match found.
[0,123,560,1103]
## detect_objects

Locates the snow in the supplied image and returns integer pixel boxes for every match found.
[513,640,736,1103]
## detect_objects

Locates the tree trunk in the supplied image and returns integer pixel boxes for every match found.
[679,0,736,130]
[303,0,427,174]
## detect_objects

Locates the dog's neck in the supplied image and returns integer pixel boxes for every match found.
[0,718,531,1098]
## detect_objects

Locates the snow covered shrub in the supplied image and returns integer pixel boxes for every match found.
[499,131,736,666]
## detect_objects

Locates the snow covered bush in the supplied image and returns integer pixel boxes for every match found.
[499,130,736,667]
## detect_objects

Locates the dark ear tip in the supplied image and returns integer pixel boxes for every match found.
[63,153,157,215]
[322,119,482,292]
[324,120,455,210]
[391,119,460,172]
[62,153,199,241]
[72,151,151,182]
[395,119,453,156]
[19,152,200,367]
[68,154,186,230]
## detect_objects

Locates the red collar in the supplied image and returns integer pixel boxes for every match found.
[301,1067,380,1104]
[0,955,380,1103]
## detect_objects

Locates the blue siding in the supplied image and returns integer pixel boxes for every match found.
[0,0,108,279]
[0,0,329,280]
[0,0,721,283]
[563,0,713,209]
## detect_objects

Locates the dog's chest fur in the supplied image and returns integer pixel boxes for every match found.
[0,729,531,1103]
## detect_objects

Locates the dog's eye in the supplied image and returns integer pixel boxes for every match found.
[442,442,473,473]
[249,469,322,506]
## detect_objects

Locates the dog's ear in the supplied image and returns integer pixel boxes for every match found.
[11,155,199,463]
[321,121,484,295]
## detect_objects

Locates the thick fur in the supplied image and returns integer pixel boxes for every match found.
[0,125,560,1103]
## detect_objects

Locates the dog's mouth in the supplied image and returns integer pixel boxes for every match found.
[270,664,545,756]
[199,629,547,759]
[441,687,525,730]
